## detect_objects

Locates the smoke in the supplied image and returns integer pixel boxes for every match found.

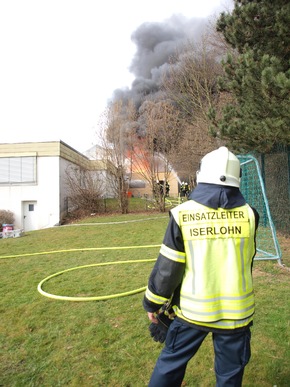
[112,14,209,107]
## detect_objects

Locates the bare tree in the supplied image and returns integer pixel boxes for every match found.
[98,99,138,214]
[162,37,222,121]
[65,164,105,215]
[160,34,227,183]
[130,98,182,212]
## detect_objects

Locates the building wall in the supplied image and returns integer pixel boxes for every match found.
[0,141,92,231]
[37,156,61,229]
[0,155,61,230]
[59,157,72,221]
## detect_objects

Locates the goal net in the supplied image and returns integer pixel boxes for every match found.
[238,154,282,264]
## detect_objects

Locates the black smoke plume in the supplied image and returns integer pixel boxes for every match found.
[112,14,209,108]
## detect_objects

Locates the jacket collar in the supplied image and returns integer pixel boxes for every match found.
[188,183,246,210]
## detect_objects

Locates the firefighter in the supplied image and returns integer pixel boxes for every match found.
[180,181,189,197]
[143,147,259,387]
[165,181,170,197]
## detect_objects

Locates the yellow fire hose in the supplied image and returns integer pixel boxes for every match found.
[37,257,157,301]
[0,244,160,259]
[0,244,160,302]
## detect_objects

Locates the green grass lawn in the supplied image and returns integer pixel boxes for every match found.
[0,212,289,386]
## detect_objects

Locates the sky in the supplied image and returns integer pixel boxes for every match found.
[0,0,231,153]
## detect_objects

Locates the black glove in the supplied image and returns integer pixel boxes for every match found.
[149,311,174,343]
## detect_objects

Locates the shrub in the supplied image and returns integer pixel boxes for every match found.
[0,210,15,230]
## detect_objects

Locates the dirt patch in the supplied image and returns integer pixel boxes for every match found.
[277,232,290,267]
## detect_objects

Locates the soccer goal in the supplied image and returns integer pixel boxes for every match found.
[238,154,282,264]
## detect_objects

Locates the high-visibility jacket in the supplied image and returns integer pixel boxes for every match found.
[170,200,256,330]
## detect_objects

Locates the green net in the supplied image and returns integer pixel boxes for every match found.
[238,155,282,263]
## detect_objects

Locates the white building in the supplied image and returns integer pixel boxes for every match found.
[0,141,109,231]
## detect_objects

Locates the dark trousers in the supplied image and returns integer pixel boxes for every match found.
[148,318,251,387]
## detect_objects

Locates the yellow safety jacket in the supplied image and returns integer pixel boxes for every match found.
[170,200,256,330]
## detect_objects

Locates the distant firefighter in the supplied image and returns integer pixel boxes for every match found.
[180,181,190,197]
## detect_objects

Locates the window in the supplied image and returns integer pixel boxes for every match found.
[0,156,37,184]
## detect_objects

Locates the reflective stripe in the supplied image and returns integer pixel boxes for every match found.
[187,240,195,294]
[240,237,246,292]
[176,309,254,329]
[159,244,186,263]
[181,291,254,303]
[145,287,168,305]
[180,293,255,322]
[181,304,255,317]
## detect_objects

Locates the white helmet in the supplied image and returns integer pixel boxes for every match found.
[196,146,241,188]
